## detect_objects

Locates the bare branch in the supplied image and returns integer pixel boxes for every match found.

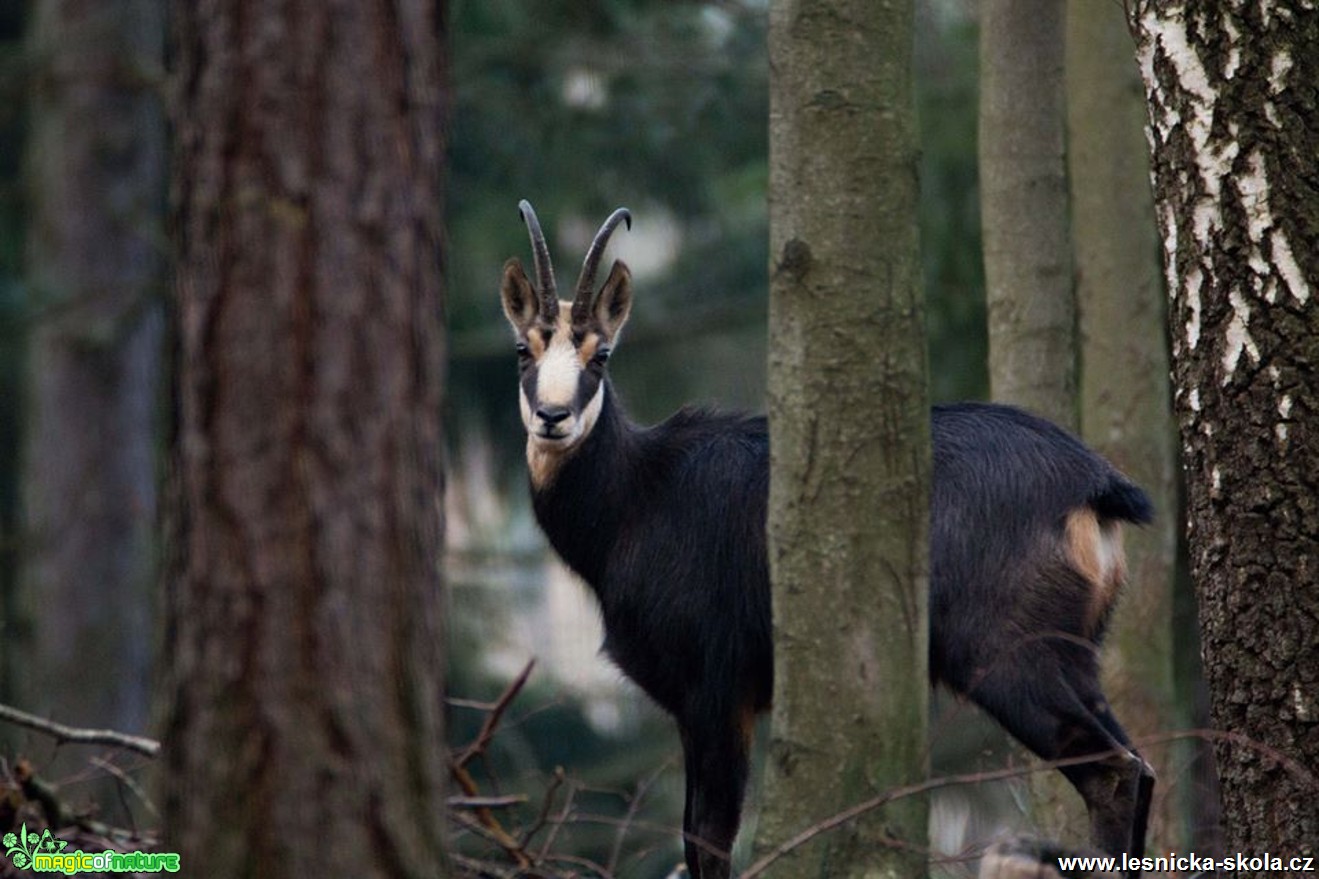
[454,658,536,768]
[447,661,538,871]
[0,703,159,758]
[607,760,671,875]
[447,794,528,810]
[520,765,566,851]
[742,727,1319,878]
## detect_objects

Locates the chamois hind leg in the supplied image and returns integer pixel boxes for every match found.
[964,653,1152,874]
[679,712,753,879]
[1089,695,1156,861]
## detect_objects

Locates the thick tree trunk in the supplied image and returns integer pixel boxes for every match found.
[19,0,164,740]
[1130,0,1319,866]
[980,0,1075,428]
[161,3,449,876]
[754,2,929,877]
[1066,0,1181,851]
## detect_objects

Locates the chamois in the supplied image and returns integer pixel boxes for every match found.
[500,201,1155,879]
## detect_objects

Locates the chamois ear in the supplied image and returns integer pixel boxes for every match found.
[501,258,540,333]
[594,260,632,342]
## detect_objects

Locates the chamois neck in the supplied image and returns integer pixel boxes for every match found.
[529,383,641,589]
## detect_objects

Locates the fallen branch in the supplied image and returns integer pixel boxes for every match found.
[11,760,150,847]
[0,703,160,758]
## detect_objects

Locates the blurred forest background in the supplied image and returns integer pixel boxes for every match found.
[0,0,1225,877]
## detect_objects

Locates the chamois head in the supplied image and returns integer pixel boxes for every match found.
[501,200,633,464]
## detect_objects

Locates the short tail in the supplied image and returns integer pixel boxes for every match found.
[1091,476,1154,525]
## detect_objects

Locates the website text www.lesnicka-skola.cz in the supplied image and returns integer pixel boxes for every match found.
[1057,852,1317,874]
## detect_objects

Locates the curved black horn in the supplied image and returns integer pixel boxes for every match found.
[518,199,559,321]
[572,207,632,321]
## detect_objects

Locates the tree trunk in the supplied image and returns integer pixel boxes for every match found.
[18,0,165,742]
[161,3,449,876]
[1066,0,1181,852]
[1130,0,1319,865]
[980,0,1075,428]
[979,0,1081,847]
[753,2,929,876]
[0,3,29,737]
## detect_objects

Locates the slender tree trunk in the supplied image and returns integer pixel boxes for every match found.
[753,2,929,876]
[1066,0,1182,852]
[1130,0,1319,865]
[979,0,1081,847]
[161,3,449,876]
[980,0,1075,428]
[19,0,164,741]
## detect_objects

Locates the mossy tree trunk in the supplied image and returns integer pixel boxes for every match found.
[1066,0,1182,852]
[980,0,1075,428]
[161,2,449,876]
[753,1,930,877]
[1130,0,1318,865]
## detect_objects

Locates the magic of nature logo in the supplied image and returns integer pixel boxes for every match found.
[4,824,180,874]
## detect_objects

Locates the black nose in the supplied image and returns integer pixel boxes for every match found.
[536,405,571,426]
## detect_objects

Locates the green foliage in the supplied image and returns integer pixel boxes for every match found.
[917,11,988,402]
[448,0,768,336]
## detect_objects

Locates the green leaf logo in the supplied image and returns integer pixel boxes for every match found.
[5,822,65,868]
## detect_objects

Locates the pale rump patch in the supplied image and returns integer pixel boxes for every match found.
[1065,508,1128,633]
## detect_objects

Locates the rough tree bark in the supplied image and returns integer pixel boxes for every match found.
[753,1,929,877]
[1129,0,1318,866]
[19,0,164,739]
[980,0,1076,428]
[1066,0,1181,851]
[161,3,449,876]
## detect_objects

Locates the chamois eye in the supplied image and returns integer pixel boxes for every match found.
[591,347,611,366]
[515,342,531,360]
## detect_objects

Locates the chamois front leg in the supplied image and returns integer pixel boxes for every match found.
[679,714,753,879]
